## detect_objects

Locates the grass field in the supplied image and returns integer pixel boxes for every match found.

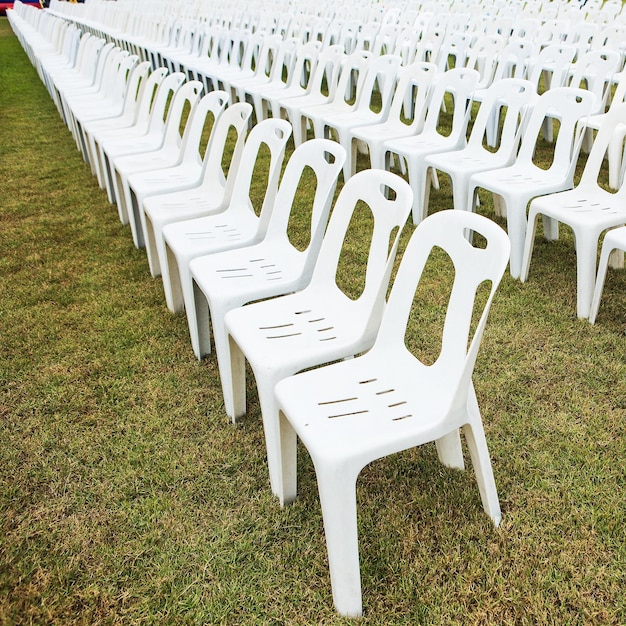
[1,17,625,625]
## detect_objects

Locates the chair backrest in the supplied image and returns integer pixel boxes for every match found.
[176,89,229,166]
[198,101,253,199]
[421,67,480,138]
[516,87,596,179]
[567,48,622,111]
[491,39,536,82]
[222,118,293,227]
[372,209,510,418]
[263,37,300,86]
[141,71,186,139]
[308,169,413,335]
[384,61,438,133]
[466,78,536,155]
[437,30,473,71]
[262,139,346,283]
[282,40,322,93]
[528,44,577,91]
[330,50,372,109]
[412,27,445,65]
[118,60,152,122]
[464,34,505,89]
[158,79,204,151]
[107,53,139,108]
[131,66,170,133]
[578,101,626,193]
[351,54,402,118]
[303,44,345,101]
[605,70,626,111]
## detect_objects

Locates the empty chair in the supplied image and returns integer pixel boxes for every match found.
[350,61,438,171]
[463,34,505,90]
[67,50,139,160]
[278,44,344,146]
[223,169,413,495]
[231,36,299,121]
[521,102,626,319]
[189,140,346,413]
[110,80,206,247]
[161,118,292,347]
[226,33,282,101]
[580,70,626,188]
[97,71,186,210]
[470,38,536,147]
[468,87,596,278]
[384,67,481,223]
[527,43,577,94]
[80,60,153,177]
[589,226,626,323]
[274,209,510,617]
[252,40,322,122]
[142,103,254,308]
[318,53,402,180]
[123,89,231,261]
[565,48,623,148]
[425,78,537,215]
[87,66,169,196]
[298,50,373,148]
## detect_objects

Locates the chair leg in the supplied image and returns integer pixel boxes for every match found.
[143,213,162,278]
[573,228,599,319]
[164,242,185,314]
[314,461,363,617]
[588,239,614,324]
[520,208,541,283]
[278,409,298,506]
[434,430,464,470]
[462,387,501,526]
[191,280,213,360]
[227,334,247,423]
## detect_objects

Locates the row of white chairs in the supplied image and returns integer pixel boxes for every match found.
[9,2,626,322]
[7,10,518,616]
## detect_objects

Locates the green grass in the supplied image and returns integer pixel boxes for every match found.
[1,18,626,625]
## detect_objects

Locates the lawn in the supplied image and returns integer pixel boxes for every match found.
[1,16,625,625]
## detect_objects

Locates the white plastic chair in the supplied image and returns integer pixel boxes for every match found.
[278,44,344,146]
[189,140,346,410]
[123,89,230,258]
[161,118,292,342]
[566,49,623,152]
[470,38,536,147]
[68,51,139,160]
[226,33,282,102]
[86,66,169,196]
[274,209,510,617]
[80,60,152,177]
[97,71,186,211]
[231,36,298,119]
[425,78,536,214]
[142,102,253,306]
[320,53,403,180]
[580,70,626,189]
[521,102,626,319]
[463,34,505,90]
[350,61,438,171]
[589,226,626,323]
[526,43,577,95]
[384,67,481,224]
[468,87,596,278]
[298,50,372,147]
[252,40,322,122]
[223,169,413,495]
[110,80,206,247]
